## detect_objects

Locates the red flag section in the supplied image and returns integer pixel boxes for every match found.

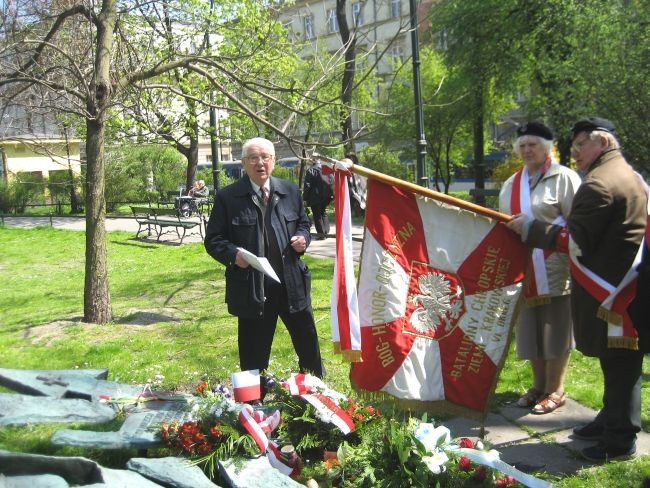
[351,179,528,414]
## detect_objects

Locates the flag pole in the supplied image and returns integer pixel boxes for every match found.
[312,153,512,223]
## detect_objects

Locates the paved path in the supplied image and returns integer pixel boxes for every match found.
[3,215,649,478]
[0,215,364,260]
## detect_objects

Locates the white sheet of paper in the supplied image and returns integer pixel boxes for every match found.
[237,247,281,283]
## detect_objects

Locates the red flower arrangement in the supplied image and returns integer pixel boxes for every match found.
[160,420,226,457]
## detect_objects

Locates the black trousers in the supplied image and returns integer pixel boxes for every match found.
[237,279,323,378]
[592,348,643,449]
[309,202,330,237]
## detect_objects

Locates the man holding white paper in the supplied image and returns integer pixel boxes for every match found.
[205,137,323,382]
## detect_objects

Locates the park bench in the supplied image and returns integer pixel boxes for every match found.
[130,206,204,244]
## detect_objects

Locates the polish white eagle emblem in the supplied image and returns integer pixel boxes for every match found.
[408,270,464,336]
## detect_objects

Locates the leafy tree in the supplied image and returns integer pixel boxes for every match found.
[379,48,474,193]
[432,0,530,203]
[358,143,408,180]
[0,0,335,323]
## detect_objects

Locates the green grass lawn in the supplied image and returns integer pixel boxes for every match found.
[0,227,649,486]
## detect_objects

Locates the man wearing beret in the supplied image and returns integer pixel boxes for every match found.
[507,117,648,462]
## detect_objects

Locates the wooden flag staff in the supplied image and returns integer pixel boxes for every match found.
[311,153,512,223]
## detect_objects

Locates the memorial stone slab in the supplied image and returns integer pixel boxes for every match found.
[87,467,163,487]
[0,394,116,426]
[0,473,69,488]
[127,457,220,488]
[0,450,165,487]
[0,369,109,398]
[0,450,103,485]
[219,457,303,488]
[51,401,193,449]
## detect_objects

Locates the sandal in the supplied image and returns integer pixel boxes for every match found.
[532,392,566,414]
[516,388,543,408]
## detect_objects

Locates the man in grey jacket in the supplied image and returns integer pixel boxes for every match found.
[507,117,647,462]
[204,137,323,381]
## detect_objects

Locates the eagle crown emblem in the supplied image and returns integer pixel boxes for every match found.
[409,271,463,334]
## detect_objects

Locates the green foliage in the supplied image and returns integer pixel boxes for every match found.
[103,144,186,209]
[358,144,408,180]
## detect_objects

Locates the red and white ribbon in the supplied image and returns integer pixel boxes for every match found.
[266,441,294,476]
[238,404,281,453]
[324,163,362,361]
[281,373,354,434]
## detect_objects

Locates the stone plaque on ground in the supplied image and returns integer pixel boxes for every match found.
[219,457,302,488]
[0,473,69,487]
[0,450,163,487]
[127,457,220,488]
[0,393,116,426]
[0,368,108,398]
[0,368,142,402]
[51,401,193,449]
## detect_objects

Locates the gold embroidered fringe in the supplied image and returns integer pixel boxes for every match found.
[332,342,363,363]
[607,336,639,350]
[351,387,487,422]
[597,307,623,325]
[524,295,552,307]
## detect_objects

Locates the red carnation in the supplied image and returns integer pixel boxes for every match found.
[459,437,474,449]
[458,456,472,472]
[473,466,487,481]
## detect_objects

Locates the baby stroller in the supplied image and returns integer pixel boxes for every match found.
[174,196,199,217]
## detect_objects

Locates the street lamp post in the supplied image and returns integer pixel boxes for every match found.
[409,0,427,187]
[209,106,221,192]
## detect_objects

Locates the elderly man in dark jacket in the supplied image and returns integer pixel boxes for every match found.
[507,117,648,462]
[204,137,323,380]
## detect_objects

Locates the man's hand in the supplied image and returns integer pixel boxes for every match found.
[290,235,307,253]
[505,213,531,235]
[235,251,250,268]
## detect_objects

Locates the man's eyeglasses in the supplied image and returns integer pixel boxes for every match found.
[571,135,591,153]
[245,153,274,163]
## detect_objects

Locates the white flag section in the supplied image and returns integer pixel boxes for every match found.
[351,179,528,414]
[328,166,362,361]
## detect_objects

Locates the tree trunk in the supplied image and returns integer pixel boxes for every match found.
[83,0,116,324]
[336,0,356,154]
[472,88,486,207]
[184,111,200,192]
[84,116,112,323]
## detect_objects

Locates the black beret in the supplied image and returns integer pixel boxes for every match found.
[516,121,553,141]
[570,117,616,140]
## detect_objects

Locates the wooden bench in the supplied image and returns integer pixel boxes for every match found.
[130,206,204,244]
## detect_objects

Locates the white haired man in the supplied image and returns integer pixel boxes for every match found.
[205,137,324,387]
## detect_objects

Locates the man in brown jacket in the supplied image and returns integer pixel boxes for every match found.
[506,117,648,462]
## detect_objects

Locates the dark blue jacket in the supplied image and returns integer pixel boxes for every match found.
[204,175,312,318]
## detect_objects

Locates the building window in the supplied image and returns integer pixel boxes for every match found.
[391,0,401,18]
[304,15,314,40]
[327,9,338,34]
[352,2,363,26]
[390,44,404,64]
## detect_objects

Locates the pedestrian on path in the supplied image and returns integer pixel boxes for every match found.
[302,160,333,240]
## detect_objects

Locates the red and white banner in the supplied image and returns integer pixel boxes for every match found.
[350,179,528,414]
[327,165,362,361]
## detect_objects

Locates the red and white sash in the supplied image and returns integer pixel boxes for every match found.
[511,162,560,305]
[567,173,649,350]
